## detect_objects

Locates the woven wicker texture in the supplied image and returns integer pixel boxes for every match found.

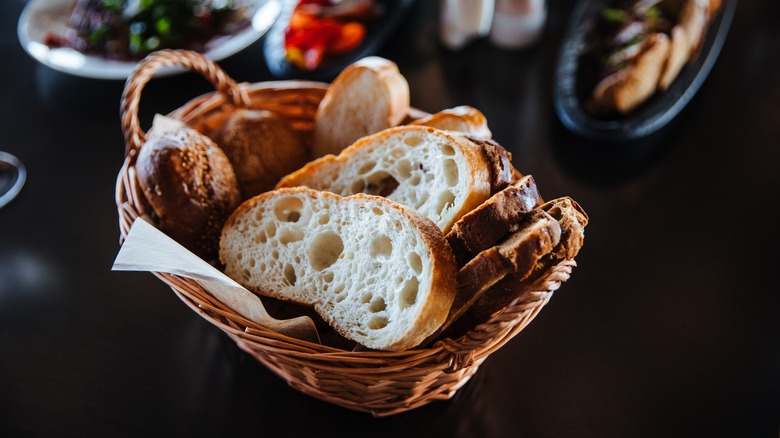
[115,49,576,417]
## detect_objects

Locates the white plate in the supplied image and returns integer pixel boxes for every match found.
[17,0,282,80]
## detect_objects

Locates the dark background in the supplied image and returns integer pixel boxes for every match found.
[1,0,778,436]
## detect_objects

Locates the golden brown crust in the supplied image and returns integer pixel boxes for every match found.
[462,136,515,194]
[211,109,309,198]
[410,106,492,139]
[137,127,241,259]
[371,194,457,351]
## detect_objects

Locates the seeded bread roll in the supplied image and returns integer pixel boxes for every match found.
[312,56,410,158]
[219,187,457,351]
[277,125,493,233]
[211,109,309,198]
[136,126,241,258]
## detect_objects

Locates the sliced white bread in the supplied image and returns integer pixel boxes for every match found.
[312,56,410,158]
[219,187,457,351]
[277,125,493,233]
[410,105,493,139]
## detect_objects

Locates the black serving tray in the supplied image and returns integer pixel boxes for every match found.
[553,0,737,142]
[263,0,415,81]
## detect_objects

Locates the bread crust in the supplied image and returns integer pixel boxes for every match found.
[446,175,542,267]
[462,136,515,194]
[312,57,410,158]
[425,212,561,344]
[459,197,588,330]
[136,127,241,258]
[410,106,492,139]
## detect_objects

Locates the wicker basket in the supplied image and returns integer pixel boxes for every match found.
[115,50,576,417]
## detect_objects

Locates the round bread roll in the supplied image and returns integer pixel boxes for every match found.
[136,126,241,259]
[212,109,309,198]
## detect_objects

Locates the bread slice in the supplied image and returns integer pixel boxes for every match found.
[410,106,492,139]
[446,175,542,268]
[219,187,456,351]
[424,210,561,344]
[592,32,671,115]
[460,197,588,330]
[312,56,410,158]
[659,25,691,91]
[538,197,588,261]
[277,125,493,233]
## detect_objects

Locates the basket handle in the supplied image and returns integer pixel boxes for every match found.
[120,49,252,157]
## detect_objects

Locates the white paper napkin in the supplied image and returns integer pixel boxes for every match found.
[112,218,319,343]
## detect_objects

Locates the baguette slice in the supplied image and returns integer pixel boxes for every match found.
[277,125,493,233]
[447,175,542,268]
[461,197,588,329]
[312,56,410,158]
[219,187,456,351]
[424,210,561,344]
[592,32,671,115]
[410,106,492,139]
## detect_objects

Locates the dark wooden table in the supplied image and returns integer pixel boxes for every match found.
[1,1,777,436]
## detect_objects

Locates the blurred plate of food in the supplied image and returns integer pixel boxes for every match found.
[553,0,736,142]
[263,0,415,80]
[18,0,282,80]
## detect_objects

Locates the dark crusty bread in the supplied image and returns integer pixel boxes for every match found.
[219,187,457,351]
[459,197,588,330]
[211,109,309,198]
[461,136,515,195]
[446,175,542,268]
[425,211,561,344]
[136,125,241,258]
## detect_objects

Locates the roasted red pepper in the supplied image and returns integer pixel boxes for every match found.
[284,1,372,70]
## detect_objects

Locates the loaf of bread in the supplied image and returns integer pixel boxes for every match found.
[277,125,494,233]
[312,56,410,158]
[136,122,241,258]
[410,106,492,139]
[219,187,457,351]
[210,109,309,198]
